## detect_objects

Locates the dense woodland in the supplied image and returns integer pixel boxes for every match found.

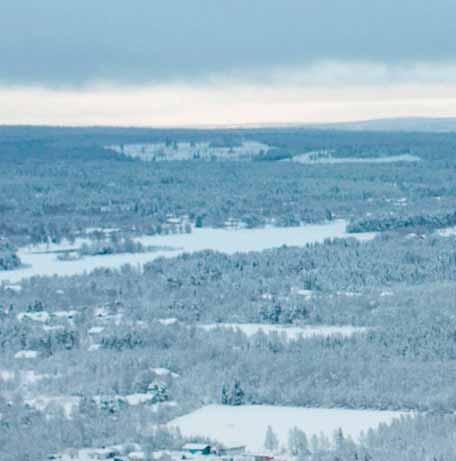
[2,126,456,459]
[2,127,456,245]
[0,241,21,271]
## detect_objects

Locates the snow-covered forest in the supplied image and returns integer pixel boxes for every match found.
[2,126,456,460]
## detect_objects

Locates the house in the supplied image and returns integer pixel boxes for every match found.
[251,453,274,461]
[182,444,212,456]
[218,446,246,456]
[224,218,244,230]
[166,216,182,226]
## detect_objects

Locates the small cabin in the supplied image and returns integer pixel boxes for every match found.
[245,455,274,461]
[218,446,246,456]
[182,444,212,456]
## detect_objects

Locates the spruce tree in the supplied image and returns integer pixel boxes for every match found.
[264,425,279,452]
[221,384,230,405]
[231,380,245,406]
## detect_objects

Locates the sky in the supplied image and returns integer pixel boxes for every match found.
[2,0,456,126]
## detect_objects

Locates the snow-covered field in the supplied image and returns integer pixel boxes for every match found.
[52,444,143,461]
[170,405,410,451]
[25,396,80,418]
[17,311,50,322]
[14,350,39,359]
[106,141,271,161]
[436,226,456,237]
[133,220,375,254]
[289,152,420,164]
[0,369,15,381]
[16,310,78,325]
[199,324,368,340]
[0,369,50,384]
[24,395,177,418]
[0,220,375,283]
[151,367,180,378]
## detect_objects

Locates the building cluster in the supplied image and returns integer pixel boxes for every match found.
[48,442,284,461]
[179,443,280,461]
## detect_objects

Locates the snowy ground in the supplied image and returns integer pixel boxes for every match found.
[0,220,375,283]
[199,324,368,340]
[436,226,456,237]
[288,152,420,164]
[14,350,39,359]
[0,369,15,381]
[151,367,180,378]
[24,396,80,418]
[24,395,177,418]
[169,404,410,451]
[106,141,271,161]
[0,369,51,384]
[53,444,143,461]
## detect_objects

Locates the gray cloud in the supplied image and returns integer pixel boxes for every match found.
[1,0,456,86]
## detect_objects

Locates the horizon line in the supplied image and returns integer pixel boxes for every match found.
[2,115,456,131]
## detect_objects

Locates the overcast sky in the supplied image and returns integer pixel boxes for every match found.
[2,0,456,125]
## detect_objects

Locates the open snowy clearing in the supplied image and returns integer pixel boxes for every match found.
[199,324,368,340]
[25,396,81,418]
[24,395,177,418]
[436,226,456,237]
[14,350,39,359]
[157,317,178,326]
[0,369,50,384]
[53,444,143,461]
[106,141,271,161]
[169,404,410,451]
[16,309,78,324]
[0,369,15,381]
[0,220,375,283]
[288,152,420,164]
[151,367,180,378]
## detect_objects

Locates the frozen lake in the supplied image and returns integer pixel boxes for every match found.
[0,220,375,283]
[169,404,410,451]
[199,323,369,340]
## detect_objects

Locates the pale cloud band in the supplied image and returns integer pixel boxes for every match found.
[2,61,456,126]
[3,1,456,125]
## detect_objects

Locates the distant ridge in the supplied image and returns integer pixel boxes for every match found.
[316,117,456,133]
[228,117,456,132]
[2,117,456,133]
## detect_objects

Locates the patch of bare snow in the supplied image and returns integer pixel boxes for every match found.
[437,226,456,237]
[158,318,178,326]
[22,370,50,384]
[0,370,15,381]
[170,404,410,451]
[43,325,65,332]
[4,283,22,292]
[336,291,362,297]
[24,396,80,418]
[17,311,50,322]
[289,152,420,165]
[15,350,39,359]
[199,324,368,340]
[292,288,314,299]
[151,368,179,378]
[53,310,78,320]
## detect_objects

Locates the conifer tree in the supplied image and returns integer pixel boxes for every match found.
[264,425,279,452]
[231,380,245,406]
